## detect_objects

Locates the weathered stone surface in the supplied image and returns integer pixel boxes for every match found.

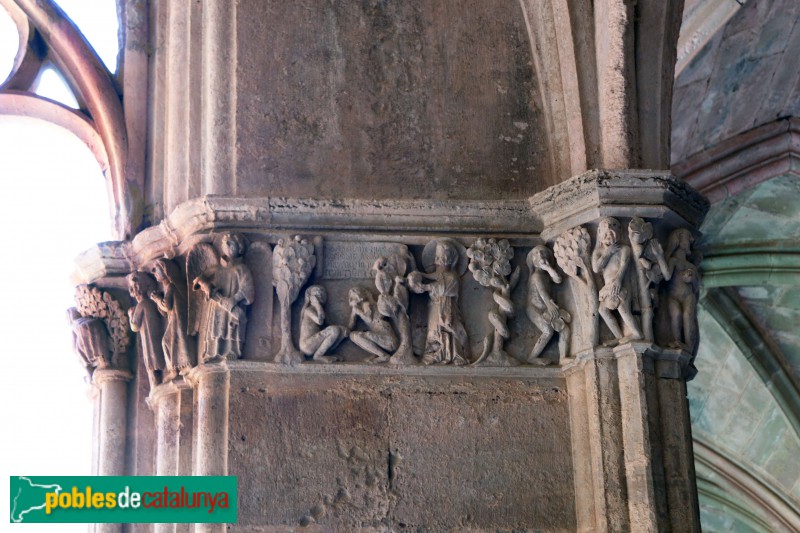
[228,365,572,531]
[235,0,548,200]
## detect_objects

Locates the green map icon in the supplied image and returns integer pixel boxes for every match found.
[10,476,62,523]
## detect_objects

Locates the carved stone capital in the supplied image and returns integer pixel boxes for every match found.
[529,170,709,241]
[184,360,230,389]
[92,368,133,386]
[145,380,185,411]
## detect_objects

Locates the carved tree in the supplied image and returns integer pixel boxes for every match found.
[469,238,521,367]
[272,236,317,365]
[554,226,598,350]
[73,284,131,372]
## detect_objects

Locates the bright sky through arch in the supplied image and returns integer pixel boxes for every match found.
[0,2,120,532]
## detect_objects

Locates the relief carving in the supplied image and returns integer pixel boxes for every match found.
[188,233,255,363]
[372,250,416,365]
[151,259,196,376]
[68,284,131,378]
[126,271,166,389]
[664,228,700,354]
[469,238,522,367]
[628,217,669,342]
[408,238,469,366]
[348,286,399,362]
[525,245,571,364]
[554,226,598,350]
[272,236,317,365]
[591,217,642,346]
[299,285,346,363]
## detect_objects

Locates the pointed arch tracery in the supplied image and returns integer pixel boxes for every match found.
[0,0,140,239]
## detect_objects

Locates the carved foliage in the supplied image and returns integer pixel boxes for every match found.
[74,284,131,356]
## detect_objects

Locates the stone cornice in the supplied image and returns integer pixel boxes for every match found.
[73,172,708,284]
[528,169,709,240]
[674,118,800,204]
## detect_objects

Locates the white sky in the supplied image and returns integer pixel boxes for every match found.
[1,2,119,531]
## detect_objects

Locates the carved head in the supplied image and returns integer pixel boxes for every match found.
[434,242,458,269]
[597,217,622,246]
[666,228,694,258]
[127,271,155,300]
[628,217,653,245]
[151,259,174,285]
[526,246,552,270]
[220,232,247,261]
[349,287,373,308]
[305,285,327,305]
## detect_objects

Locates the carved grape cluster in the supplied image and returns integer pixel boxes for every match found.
[74,284,131,354]
[467,238,514,288]
[553,227,592,277]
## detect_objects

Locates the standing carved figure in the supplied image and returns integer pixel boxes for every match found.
[665,228,700,354]
[127,272,167,388]
[299,285,346,363]
[591,217,642,345]
[348,287,399,362]
[372,249,416,364]
[68,284,131,377]
[188,233,255,362]
[469,238,521,367]
[272,236,316,365]
[628,217,670,342]
[408,239,469,365]
[554,226,597,349]
[150,259,195,376]
[526,246,571,364]
[67,307,111,379]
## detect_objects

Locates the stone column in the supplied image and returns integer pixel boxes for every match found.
[148,382,180,533]
[533,170,708,532]
[186,361,230,533]
[93,368,133,533]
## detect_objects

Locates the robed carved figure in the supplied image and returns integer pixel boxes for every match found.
[127,271,167,388]
[188,233,255,362]
[151,258,195,376]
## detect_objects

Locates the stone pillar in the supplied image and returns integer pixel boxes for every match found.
[534,171,708,532]
[93,368,132,533]
[149,383,179,533]
[186,361,230,533]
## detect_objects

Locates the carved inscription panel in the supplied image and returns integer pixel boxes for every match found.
[322,242,409,280]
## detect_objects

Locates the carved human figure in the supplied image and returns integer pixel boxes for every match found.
[127,271,167,388]
[299,285,346,363]
[591,217,642,345]
[348,286,399,362]
[526,246,572,364]
[67,307,112,378]
[408,239,469,365]
[372,252,416,364]
[469,238,521,367]
[628,217,670,342]
[191,233,255,362]
[150,259,195,377]
[70,284,132,375]
[272,236,317,365]
[664,228,700,353]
